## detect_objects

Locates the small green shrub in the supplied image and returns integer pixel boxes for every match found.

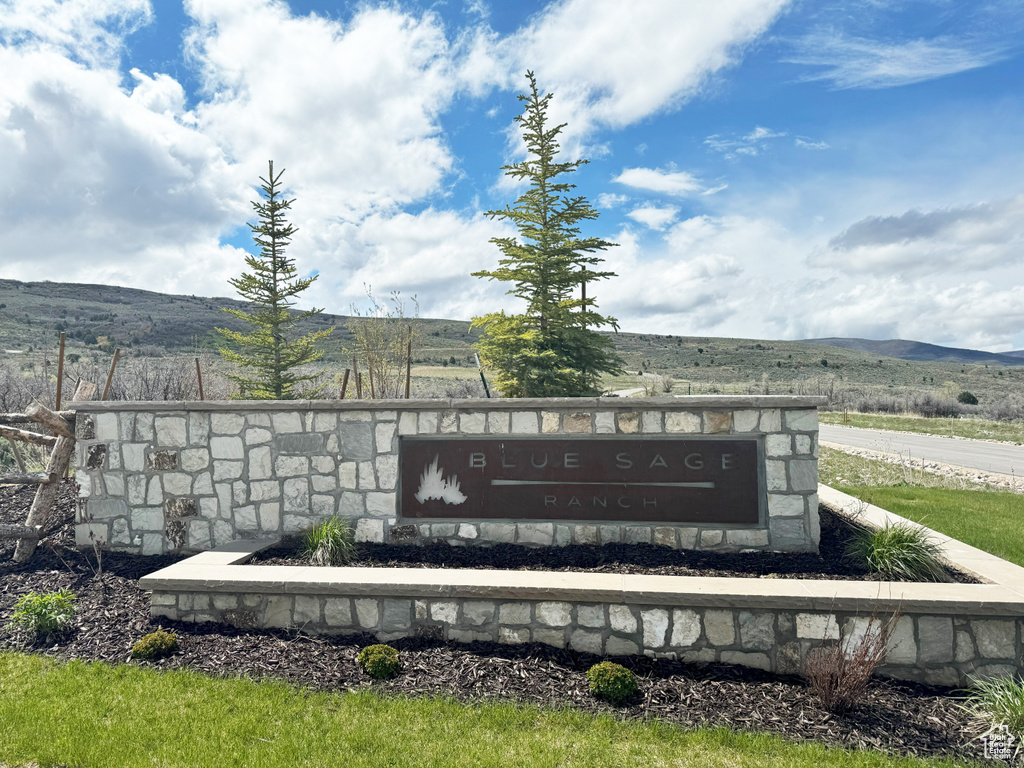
[7,589,77,642]
[957,390,979,405]
[586,661,638,704]
[357,644,400,679]
[962,675,1024,751]
[302,516,357,566]
[131,630,179,660]
[845,521,951,582]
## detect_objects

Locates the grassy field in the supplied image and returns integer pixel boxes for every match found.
[0,653,971,768]
[832,485,1024,568]
[820,412,1024,444]
[820,445,1024,566]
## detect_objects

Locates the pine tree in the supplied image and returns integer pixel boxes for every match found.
[216,161,333,400]
[472,72,623,397]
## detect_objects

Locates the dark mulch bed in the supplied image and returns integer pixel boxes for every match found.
[0,482,987,763]
[253,507,977,584]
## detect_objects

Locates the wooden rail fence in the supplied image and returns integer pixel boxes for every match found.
[0,380,95,562]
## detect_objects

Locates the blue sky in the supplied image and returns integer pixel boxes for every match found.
[2,0,1024,351]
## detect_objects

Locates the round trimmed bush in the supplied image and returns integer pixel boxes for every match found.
[586,661,638,704]
[357,644,400,679]
[131,630,179,660]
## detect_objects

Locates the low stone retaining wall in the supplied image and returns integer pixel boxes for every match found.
[73,396,824,555]
[140,487,1024,686]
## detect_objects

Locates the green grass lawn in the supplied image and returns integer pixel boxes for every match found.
[834,485,1024,568]
[0,653,969,768]
[820,411,1024,444]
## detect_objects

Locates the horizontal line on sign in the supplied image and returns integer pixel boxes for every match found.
[489,480,715,489]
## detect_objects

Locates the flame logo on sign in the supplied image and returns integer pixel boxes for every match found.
[414,455,467,505]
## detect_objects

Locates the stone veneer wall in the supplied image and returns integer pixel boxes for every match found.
[73,396,824,555]
[148,576,1023,687]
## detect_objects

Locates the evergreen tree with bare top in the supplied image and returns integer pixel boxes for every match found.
[216,161,333,399]
[472,71,623,397]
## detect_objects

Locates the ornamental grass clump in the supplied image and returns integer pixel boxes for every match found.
[357,644,400,679]
[845,520,951,582]
[962,675,1024,753]
[7,589,77,642]
[131,630,179,660]
[586,661,638,705]
[302,516,356,566]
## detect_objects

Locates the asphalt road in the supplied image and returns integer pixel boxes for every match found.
[819,424,1024,477]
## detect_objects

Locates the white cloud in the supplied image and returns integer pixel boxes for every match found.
[809,195,1024,275]
[0,0,151,67]
[187,0,457,222]
[462,0,790,150]
[613,167,705,196]
[705,125,787,158]
[795,137,829,150]
[787,31,1008,89]
[626,205,678,231]
[596,193,628,210]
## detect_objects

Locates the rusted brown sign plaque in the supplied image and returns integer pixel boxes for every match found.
[399,437,762,525]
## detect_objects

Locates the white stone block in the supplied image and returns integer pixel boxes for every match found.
[766,460,787,491]
[536,602,571,627]
[235,505,258,531]
[181,448,210,472]
[665,412,701,433]
[258,502,280,531]
[271,413,303,433]
[796,613,839,640]
[431,602,459,624]
[765,434,791,457]
[155,416,187,447]
[355,599,379,628]
[517,522,553,545]
[703,610,735,646]
[358,461,377,490]
[375,422,397,452]
[785,409,818,432]
[733,409,759,432]
[163,472,192,496]
[768,494,803,518]
[122,444,145,472]
[244,428,272,446]
[671,609,701,647]
[440,411,458,433]
[333,461,355,489]
[511,411,539,433]
[457,523,479,539]
[365,492,396,518]
[213,461,243,481]
[94,413,119,441]
[398,412,418,435]
[210,413,245,435]
[641,411,662,433]
[609,605,637,634]
[418,412,439,434]
[759,409,782,432]
[459,412,486,433]
[275,456,309,477]
[283,478,309,513]
[355,518,384,543]
[642,609,670,648]
[594,412,615,434]
[487,412,510,434]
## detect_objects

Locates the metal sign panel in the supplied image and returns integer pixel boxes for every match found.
[399,437,763,525]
